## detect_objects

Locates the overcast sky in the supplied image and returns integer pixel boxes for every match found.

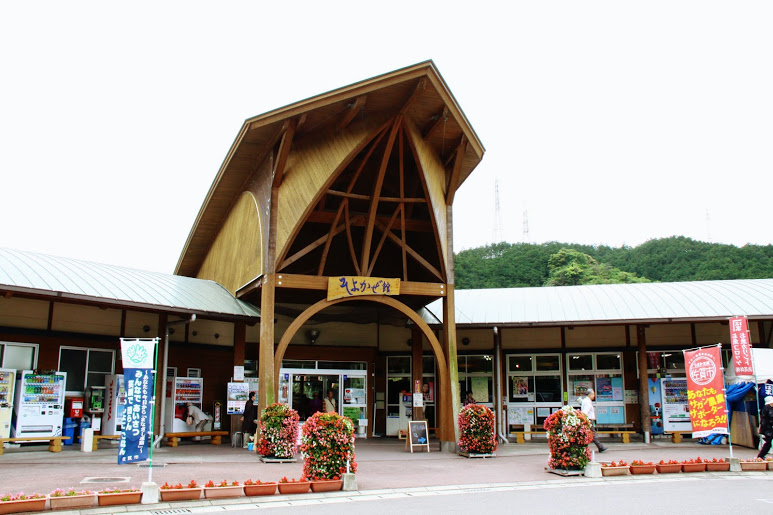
[2,1,771,274]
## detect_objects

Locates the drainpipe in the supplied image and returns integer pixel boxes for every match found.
[494,326,508,444]
[154,314,196,448]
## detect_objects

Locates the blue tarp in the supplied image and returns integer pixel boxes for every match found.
[699,382,756,445]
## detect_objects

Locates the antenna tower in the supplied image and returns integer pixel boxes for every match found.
[523,209,530,242]
[493,179,503,243]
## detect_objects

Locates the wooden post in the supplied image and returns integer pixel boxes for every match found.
[258,185,279,429]
[441,285,460,450]
[636,325,651,441]
[411,326,424,421]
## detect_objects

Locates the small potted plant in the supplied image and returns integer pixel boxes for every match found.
[705,457,730,472]
[0,492,46,514]
[159,481,202,502]
[655,459,682,474]
[277,477,309,495]
[97,487,142,506]
[600,460,630,476]
[48,488,96,510]
[243,479,277,497]
[681,457,706,472]
[739,457,768,471]
[203,480,243,499]
[629,460,656,474]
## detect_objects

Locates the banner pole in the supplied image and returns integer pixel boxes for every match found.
[146,337,160,484]
[721,361,734,459]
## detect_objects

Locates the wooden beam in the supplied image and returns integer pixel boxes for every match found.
[361,116,401,273]
[326,190,427,203]
[445,137,467,205]
[399,127,408,280]
[399,78,427,114]
[306,210,433,232]
[336,95,367,131]
[275,274,446,296]
[279,223,347,271]
[272,118,297,189]
[376,221,444,281]
[367,205,402,276]
[344,201,361,276]
[423,107,449,140]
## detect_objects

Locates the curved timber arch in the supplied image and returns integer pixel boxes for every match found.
[273,296,448,396]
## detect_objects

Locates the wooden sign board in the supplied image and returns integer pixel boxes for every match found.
[407,420,430,453]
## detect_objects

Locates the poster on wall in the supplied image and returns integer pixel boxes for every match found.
[471,377,489,403]
[647,378,664,435]
[227,382,249,415]
[572,380,593,398]
[661,378,692,432]
[512,377,529,399]
[595,376,624,401]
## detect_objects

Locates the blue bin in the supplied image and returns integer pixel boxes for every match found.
[63,417,78,446]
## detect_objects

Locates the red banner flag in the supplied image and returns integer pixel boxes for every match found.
[729,316,754,376]
[683,346,728,438]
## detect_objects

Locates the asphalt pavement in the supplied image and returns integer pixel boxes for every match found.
[0,434,767,513]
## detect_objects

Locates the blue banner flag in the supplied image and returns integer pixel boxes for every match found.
[118,339,156,464]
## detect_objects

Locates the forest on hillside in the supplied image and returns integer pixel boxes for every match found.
[454,236,773,289]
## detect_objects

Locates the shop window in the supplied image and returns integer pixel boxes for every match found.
[422,356,435,374]
[508,355,533,372]
[282,360,315,369]
[59,346,115,395]
[596,354,621,370]
[463,355,493,374]
[0,341,37,369]
[387,357,411,374]
[318,361,366,370]
[535,376,562,402]
[569,354,593,371]
[535,355,559,371]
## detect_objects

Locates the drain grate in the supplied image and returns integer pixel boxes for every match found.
[138,463,167,468]
[152,510,192,515]
[81,476,131,484]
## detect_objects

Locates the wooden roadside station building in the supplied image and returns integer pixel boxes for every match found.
[174,61,485,450]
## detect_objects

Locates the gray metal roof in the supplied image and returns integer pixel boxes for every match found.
[422,279,773,326]
[0,247,259,320]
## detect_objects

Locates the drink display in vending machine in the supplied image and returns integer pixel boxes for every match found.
[0,368,17,439]
[102,374,126,436]
[165,376,208,433]
[12,371,67,439]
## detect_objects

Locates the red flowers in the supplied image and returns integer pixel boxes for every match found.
[300,412,357,480]
[458,404,497,454]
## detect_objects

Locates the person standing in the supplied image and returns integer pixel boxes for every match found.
[757,395,773,459]
[240,391,257,448]
[463,391,476,406]
[580,388,607,453]
[323,390,337,413]
[308,391,323,415]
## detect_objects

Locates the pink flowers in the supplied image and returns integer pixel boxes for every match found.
[544,406,593,470]
[300,412,357,480]
[458,404,497,454]
[258,403,300,459]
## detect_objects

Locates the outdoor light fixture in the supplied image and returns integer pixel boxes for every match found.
[142,325,150,333]
[462,337,470,346]
[308,329,320,344]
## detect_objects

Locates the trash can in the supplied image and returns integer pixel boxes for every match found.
[63,417,78,446]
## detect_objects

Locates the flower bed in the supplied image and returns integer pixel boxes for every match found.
[277,477,309,495]
[159,481,202,502]
[243,479,276,496]
[258,403,300,459]
[458,404,497,455]
[0,493,46,515]
[543,405,593,471]
[301,411,357,480]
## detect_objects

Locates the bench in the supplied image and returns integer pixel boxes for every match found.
[92,434,121,451]
[0,436,70,455]
[165,431,229,447]
[596,424,636,444]
[513,431,546,444]
[669,431,688,443]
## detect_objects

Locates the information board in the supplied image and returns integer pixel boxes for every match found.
[407,420,430,453]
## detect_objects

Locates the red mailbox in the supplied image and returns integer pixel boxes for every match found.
[65,397,84,418]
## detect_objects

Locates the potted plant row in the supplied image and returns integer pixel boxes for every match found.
[96,487,142,506]
[629,460,656,474]
[739,457,768,471]
[278,477,310,495]
[600,460,630,476]
[48,488,96,510]
[160,481,202,502]
[243,479,277,496]
[0,492,46,515]
[204,480,243,499]
[705,457,731,472]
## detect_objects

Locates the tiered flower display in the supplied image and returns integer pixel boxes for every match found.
[300,411,357,479]
[457,404,497,454]
[258,403,300,458]
[543,405,593,470]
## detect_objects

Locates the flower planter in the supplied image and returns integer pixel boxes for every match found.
[204,486,243,499]
[49,493,96,510]
[629,465,656,475]
[655,464,682,474]
[0,498,46,514]
[681,463,706,472]
[740,461,768,471]
[768,461,773,471]
[159,488,202,502]
[310,480,343,493]
[277,482,310,495]
[600,466,629,476]
[244,483,277,496]
[705,462,731,472]
[97,491,142,506]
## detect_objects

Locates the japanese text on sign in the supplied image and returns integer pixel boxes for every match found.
[683,346,728,438]
[118,368,154,464]
[327,276,400,301]
[729,316,754,376]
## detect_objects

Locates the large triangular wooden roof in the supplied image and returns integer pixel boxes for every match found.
[176,61,484,278]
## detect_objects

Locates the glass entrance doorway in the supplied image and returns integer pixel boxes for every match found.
[279,361,368,434]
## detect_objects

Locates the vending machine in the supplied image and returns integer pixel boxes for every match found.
[11,371,67,438]
[165,376,207,432]
[102,374,126,436]
[0,368,17,439]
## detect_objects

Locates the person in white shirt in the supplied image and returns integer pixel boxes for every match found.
[323,390,337,413]
[580,389,607,453]
[186,403,212,441]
